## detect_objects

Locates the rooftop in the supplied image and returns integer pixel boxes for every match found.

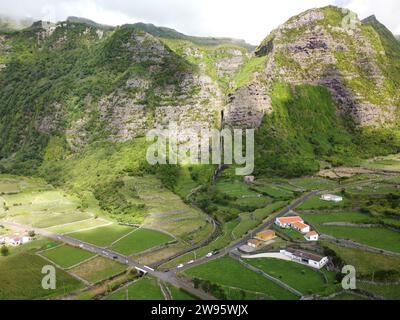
[277,216,303,224]
[287,249,326,262]
[292,222,309,229]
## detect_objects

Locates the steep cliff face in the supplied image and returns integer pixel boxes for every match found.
[226,6,400,128]
[0,7,399,177]
[0,20,241,164]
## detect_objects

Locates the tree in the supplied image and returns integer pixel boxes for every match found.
[28,230,36,238]
[1,245,9,257]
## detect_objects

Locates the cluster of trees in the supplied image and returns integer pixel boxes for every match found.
[192,278,234,300]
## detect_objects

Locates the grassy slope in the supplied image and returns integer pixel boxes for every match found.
[40,245,96,268]
[184,256,297,300]
[70,256,126,284]
[106,278,164,300]
[0,252,83,300]
[255,84,357,177]
[245,258,338,295]
[68,224,134,247]
[322,241,400,277]
[111,228,174,256]
[319,225,400,253]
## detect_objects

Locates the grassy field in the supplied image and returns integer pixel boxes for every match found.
[250,183,294,199]
[215,180,259,198]
[106,278,165,300]
[245,258,337,296]
[298,195,348,210]
[358,282,400,300]
[40,245,96,269]
[0,181,20,194]
[46,219,111,234]
[161,201,288,269]
[319,226,400,253]
[161,219,240,269]
[0,252,83,300]
[346,183,400,196]
[330,292,368,300]
[302,212,373,226]
[70,256,126,284]
[322,242,400,277]
[184,257,297,300]
[111,228,174,256]
[166,284,197,300]
[68,224,135,247]
[291,177,338,190]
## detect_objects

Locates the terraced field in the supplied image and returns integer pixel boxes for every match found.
[106,278,165,300]
[70,256,127,284]
[298,195,349,210]
[301,212,373,226]
[40,245,96,269]
[111,228,174,256]
[46,219,111,234]
[0,240,84,300]
[184,257,298,300]
[319,226,400,253]
[245,258,338,296]
[322,242,400,277]
[68,224,135,247]
[0,175,94,228]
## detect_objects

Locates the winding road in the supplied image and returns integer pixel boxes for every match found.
[0,220,215,300]
[0,190,318,300]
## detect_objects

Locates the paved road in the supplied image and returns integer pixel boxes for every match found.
[0,220,215,300]
[0,190,318,300]
[168,190,320,273]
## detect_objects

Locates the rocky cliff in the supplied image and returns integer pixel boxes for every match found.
[0,6,399,176]
[225,7,399,129]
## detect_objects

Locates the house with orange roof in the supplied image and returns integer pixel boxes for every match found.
[255,229,276,242]
[275,216,304,228]
[291,221,310,234]
[305,231,319,242]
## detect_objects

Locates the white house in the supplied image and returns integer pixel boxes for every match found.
[320,194,343,202]
[247,239,262,249]
[275,216,304,228]
[305,231,319,242]
[0,235,31,247]
[291,222,311,234]
[244,176,255,184]
[280,249,329,269]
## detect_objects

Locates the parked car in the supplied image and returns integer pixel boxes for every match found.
[177,264,184,269]
[187,260,195,264]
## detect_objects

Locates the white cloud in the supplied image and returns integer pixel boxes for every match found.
[0,0,398,44]
[341,0,400,34]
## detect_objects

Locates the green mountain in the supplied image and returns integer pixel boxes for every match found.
[131,22,256,51]
[0,6,399,221]
[225,6,400,176]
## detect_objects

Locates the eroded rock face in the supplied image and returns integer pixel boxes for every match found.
[247,7,399,128]
[86,69,223,144]
[37,103,64,134]
[225,82,272,129]
[214,48,246,79]
[125,32,168,64]
[284,10,325,30]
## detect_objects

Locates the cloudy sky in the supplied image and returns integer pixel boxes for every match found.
[0,0,399,44]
